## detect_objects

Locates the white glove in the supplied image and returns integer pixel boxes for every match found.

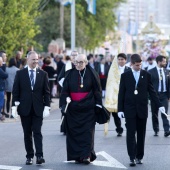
[58,78,65,87]
[118,112,125,119]
[43,106,51,118]
[53,74,57,77]
[159,107,166,114]
[11,106,19,119]
[15,101,20,106]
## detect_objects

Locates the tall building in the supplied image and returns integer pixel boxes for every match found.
[117,0,145,35]
[117,0,170,35]
[155,0,170,24]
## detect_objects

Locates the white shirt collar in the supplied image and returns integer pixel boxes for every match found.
[132,69,140,73]
[119,65,125,69]
[156,66,163,71]
[28,66,36,72]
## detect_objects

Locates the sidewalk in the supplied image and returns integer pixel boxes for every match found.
[0,98,59,123]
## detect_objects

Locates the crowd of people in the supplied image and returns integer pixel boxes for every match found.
[0,49,170,167]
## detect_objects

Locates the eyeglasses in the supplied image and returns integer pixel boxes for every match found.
[74,61,85,66]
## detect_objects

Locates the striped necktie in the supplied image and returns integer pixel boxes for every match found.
[30,70,34,87]
[160,69,164,92]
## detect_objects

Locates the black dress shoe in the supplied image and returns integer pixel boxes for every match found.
[129,159,136,166]
[154,131,158,136]
[82,157,90,164]
[136,159,143,164]
[4,113,10,118]
[164,131,170,137]
[26,158,33,165]
[117,132,122,137]
[75,160,82,164]
[36,157,45,164]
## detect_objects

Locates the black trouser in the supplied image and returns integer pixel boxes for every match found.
[126,116,147,160]
[112,112,123,133]
[100,78,107,90]
[150,92,169,132]
[6,92,12,113]
[57,84,62,97]
[49,80,54,100]
[20,106,43,159]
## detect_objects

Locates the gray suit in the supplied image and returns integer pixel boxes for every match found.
[6,66,19,92]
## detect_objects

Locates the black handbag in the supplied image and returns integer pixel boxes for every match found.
[95,106,110,124]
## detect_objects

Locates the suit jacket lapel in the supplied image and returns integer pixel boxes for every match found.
[124,66,128,73]
[33,68,41,90]
[154,67,159,89]
[164,69,169,89]
[129,71,136,86]
[23,68,32,90]
[137,70,144,87]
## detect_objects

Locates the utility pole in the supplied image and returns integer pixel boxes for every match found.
[71,0,75,50]
[60,4,64,38]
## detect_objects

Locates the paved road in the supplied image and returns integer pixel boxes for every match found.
[0,99,170,170]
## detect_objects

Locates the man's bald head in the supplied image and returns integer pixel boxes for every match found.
[75,54,88,62]
[27,51,38,69]
[16,51,22,59]
[70,50,78,63]
[74,54,88,71]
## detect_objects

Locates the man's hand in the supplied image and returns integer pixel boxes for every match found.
[11,106,18,119]
[159,106,166,114]
[43,106,50,118]
[118,112,125,119]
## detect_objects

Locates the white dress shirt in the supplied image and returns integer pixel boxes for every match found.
[119,65,125,74]
[100,64,105,74]
[147,63,156,71]
[156,66,166,92]
[28,66,36,90]
[132,69,140,87]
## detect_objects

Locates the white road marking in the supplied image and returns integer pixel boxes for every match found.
[0,166,52,170]
[0,165,22,170]
[94,151,127,169]
[0,151,126,169]
[64,151,127,169]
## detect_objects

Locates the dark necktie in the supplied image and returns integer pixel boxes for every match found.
[160,69,164,92]
[30,70,34,87]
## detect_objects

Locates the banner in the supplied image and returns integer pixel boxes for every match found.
[85,0,96,15]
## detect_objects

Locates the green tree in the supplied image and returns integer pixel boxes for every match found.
[35,1,71,51]
[76,0,125,50]
[36,0,125,51]
[0,0,40,56]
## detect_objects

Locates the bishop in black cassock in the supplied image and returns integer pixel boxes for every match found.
[60,54,102,164]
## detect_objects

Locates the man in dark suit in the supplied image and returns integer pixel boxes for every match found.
[144,57,156,71]
[118,54,165,166]
[112,53,131,136]
[56,54,65,97]
[105,55,112,77]
[148,55,170,137]
[0,56,8,121]
[12,51,50,165]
